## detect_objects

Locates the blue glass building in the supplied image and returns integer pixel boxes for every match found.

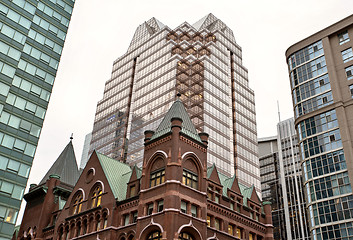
[0,0,74,238]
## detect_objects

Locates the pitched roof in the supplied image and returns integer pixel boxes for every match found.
[39,141,80,186]
[206,165,263,208]
[96,152,132,200]
[149,98,203,144]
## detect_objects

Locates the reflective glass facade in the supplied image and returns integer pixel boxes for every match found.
[286,16,353,240]
[0,0,74,238]
[89,14,261,193]
[259,118,310,240]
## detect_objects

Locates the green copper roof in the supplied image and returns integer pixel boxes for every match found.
[149,98,203,144]
[206,164,261,207]
[96,152,132,200]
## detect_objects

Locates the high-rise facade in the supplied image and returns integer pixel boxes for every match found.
[0,0,74,238]
[88,14,260,193]
[286,15,353,240]
[259,118,310,240]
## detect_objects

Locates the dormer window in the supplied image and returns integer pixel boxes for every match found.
[182,169,198,189]
[150,168,165,187]
[91,185,102,208]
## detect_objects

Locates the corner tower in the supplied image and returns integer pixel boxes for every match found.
[137,95,209,240]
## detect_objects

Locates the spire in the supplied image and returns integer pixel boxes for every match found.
[39,141,80,186]
[148,96,203,144]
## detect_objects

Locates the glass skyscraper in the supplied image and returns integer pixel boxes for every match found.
[259,118,310,240]
[88,14,261,193]
[286,15,353,240]
[0,0,74,238]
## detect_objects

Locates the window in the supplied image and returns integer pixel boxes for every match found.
[91,185,102,208]
[346,65,353,80]
[236,228,242,238]
[148,231,162,240]
[182,169,198,189]
[249,233,254,240]
[157,200,164,212]
[350,85,353,98]
[181,201,187,213]
[191,205,197,217]
[179,232,194,240]
[130,185,136,197]
[124,214,130,226]
[215,195,219,203]
[230,202,234,210]
[72,193,83,215]
[132,211,138,223]
[96,216,101,231]
[82,220,87,235]
[228,224,233,235]
[150,168,165,187]
[342,48,353,63]
[207,215,211,226]
[338,31,350,45]
[214,218,220,230]
[147,203,153,215]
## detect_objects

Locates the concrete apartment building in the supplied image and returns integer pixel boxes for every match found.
[87,14,261,193]
[286,14,353,240]
[0,0,75,238]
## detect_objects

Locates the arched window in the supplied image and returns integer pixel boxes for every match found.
[95,215,101,231]
[91,185,102,208]
[128,235,134,240]
[147,231,162,240]
[65,226,69,240]
[82,220,87,235]
[149,157,165,187]
[179,232,194,240]
[72,193,83,215]
[58,227,63,240]
[102,212,108,229]
[76,222,81,237]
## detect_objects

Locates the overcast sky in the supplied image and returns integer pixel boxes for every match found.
[17,0,353,222]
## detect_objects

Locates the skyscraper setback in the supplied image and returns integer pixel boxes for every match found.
[89,14,261,193]
[0,0,75,238]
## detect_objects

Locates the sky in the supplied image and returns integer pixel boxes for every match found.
[17,0,353,222]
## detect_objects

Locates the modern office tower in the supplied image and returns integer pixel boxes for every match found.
[259,118,310,240]
[89,14,260,193]
[0,0,75,238]
[79,132,91,170]
[258,136,285,240]
[286,15,353,240]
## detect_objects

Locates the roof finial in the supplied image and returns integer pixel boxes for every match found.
[70,133,73,141]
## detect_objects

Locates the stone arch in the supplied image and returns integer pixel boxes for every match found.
[177,220,202,240]
[127,229,136,240]
[118,232,127,240]
[139,219,164,240]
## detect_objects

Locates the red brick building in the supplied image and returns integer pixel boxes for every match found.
[15,98,273,240]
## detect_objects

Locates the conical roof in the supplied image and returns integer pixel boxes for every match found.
[149,97,203,144]
[39,140,80,186]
